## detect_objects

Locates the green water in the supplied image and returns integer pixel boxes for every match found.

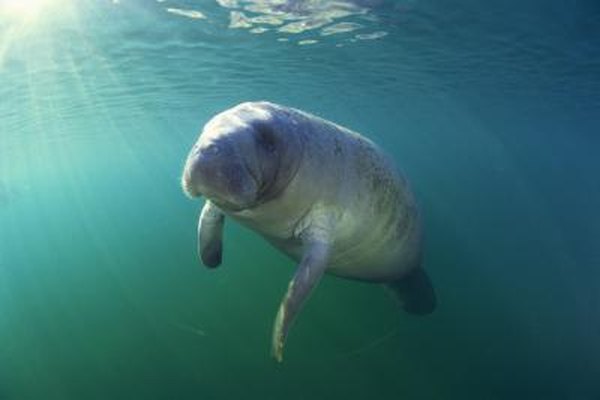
[1,0,599,399]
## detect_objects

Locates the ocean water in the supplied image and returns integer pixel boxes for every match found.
[0,0,599,399]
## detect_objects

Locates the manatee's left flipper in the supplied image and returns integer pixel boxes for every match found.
[272,238,330,362]
[198,201,225,268]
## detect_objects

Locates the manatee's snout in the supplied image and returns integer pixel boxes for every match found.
[181,144,203,198]
[182,140,259,210]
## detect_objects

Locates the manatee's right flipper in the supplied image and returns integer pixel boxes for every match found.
[387,268,436,315]
[197,201,225,268]
[272,238,330,362]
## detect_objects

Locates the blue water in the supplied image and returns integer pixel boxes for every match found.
[0,1,599,399]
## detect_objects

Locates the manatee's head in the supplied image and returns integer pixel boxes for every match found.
[181,102,304,211]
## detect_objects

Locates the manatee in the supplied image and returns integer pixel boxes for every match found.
[181,101,435,361]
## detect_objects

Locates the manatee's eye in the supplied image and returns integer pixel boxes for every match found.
[255,124,277,154]
[204,143,221,156]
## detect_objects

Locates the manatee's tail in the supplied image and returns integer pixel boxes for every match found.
[386,267,436,315]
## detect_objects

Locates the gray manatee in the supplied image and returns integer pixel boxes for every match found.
[181,101,435,361]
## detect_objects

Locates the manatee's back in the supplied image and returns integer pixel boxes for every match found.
[285,107,423,282]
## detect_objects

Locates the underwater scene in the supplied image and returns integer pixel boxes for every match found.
[0,0,599,399]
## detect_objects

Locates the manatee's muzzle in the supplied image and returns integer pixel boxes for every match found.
[181,154,203,198]
[181,145,258,210]
[182,174,200,198]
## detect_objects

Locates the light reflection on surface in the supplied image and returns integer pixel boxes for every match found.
[0,0,56,20]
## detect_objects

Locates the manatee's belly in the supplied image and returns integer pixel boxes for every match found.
[265,234,414,282]
[256,210,420,283]
[326,231,414,282]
